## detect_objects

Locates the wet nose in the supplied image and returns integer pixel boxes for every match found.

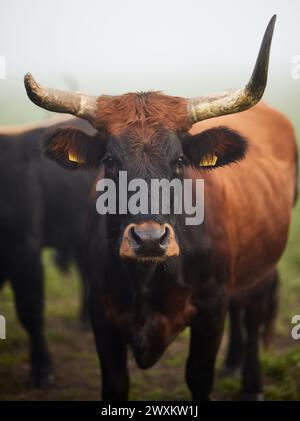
[129,223,170,256]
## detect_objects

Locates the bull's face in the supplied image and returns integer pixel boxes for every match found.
[103,126,185,261]
[42,113,247,264]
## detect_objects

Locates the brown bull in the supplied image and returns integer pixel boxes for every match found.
[24,15,297,400]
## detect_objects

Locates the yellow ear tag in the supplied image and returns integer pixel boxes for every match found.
[68,152,84,164]
[199,154,218,167]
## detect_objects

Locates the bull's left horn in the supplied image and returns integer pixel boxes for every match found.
[187,15,276,123]
[24,73,98,124]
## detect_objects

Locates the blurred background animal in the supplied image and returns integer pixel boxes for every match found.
[0,116,95,387]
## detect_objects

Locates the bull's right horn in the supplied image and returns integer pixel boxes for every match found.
[24,73,98,124]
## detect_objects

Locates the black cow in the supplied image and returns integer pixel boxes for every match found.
[0,117,94,387]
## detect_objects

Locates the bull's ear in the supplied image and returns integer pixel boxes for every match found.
[43,128,106,170]
[183,126,248,169]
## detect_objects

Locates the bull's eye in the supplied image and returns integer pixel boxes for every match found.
[103,156,117,174]
[173,157,185,175]
[176,157,184,166]
[105,157,114,168]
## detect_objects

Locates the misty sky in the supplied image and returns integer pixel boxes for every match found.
[0,0,299,123]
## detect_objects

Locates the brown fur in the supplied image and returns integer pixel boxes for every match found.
[189,102,297,294]
[95,92,191,135]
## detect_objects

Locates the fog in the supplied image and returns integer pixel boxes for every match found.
[0,0,299,124]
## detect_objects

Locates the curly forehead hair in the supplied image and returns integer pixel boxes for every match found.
[94,92,192,135]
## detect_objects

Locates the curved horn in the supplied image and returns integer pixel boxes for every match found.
[187,15,276,123]
[24,73,98,124]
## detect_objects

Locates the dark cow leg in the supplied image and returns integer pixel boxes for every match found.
[241,303,263,400]
[94,327,129,401]
[186,293,228,401]
[79,272,90,330]
[223,298,244,375]
[91,300,129,401]
[10,248,52,388]
[241,270,279,401]
[75,253,90,330]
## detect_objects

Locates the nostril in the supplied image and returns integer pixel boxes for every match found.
[130,226,142,246]
[159,226,170,246]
